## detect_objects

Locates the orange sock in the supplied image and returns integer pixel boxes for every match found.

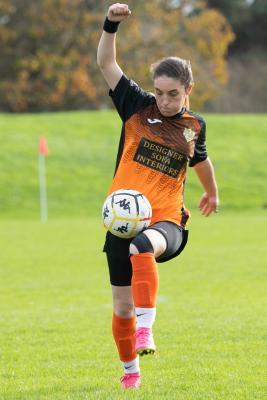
[131,252,159,308]
[112,313,136,362]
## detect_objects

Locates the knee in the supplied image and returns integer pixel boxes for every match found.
[129,232,154,255]
[129,242,139,255]
[113,300,134,319]
[112,287,135,318]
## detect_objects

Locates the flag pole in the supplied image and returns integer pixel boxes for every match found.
[38,137,49,222]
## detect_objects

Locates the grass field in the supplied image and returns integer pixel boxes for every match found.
[0,112,266,398]
[0,215,266,399]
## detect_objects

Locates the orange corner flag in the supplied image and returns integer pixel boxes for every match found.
[39,136,49,156]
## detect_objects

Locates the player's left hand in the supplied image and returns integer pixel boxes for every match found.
[198,192,219,217]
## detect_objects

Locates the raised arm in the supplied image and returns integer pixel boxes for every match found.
[97,3,131,91]
[193,157,219,217]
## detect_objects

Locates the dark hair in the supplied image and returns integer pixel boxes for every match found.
[150,57,193,89]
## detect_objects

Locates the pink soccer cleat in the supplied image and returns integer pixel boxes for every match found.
[136,327,156,356]
[120,372,141,389]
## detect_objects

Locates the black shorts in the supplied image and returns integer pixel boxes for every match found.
[103,221,189,286]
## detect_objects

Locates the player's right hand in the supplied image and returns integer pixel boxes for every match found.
[107,3,131,22]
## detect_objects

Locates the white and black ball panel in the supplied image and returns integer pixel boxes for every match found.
[102,189,152,239]
[102,195,114,228]
[138,195,152,219]
[112,193,138,219]
[110,219,136,238]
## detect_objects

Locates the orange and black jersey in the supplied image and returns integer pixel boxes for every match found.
[108,75,207,228]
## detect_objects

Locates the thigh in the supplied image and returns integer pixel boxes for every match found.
[148,221,189,263]
[103,231,133,286]
[142,228,167,258]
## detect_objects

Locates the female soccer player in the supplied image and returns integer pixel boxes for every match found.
[97,3,219,389]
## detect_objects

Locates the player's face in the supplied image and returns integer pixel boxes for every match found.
[154,76,192,117]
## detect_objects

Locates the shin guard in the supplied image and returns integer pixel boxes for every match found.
[130,252,159,308]
[112,313,136,362]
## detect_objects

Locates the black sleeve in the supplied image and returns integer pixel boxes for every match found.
[109,75,154,122]
[189,119,208,167]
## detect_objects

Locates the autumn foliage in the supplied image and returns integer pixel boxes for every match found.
[0,0,234,112]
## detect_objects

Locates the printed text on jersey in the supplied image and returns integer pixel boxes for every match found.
[134,138,187,179]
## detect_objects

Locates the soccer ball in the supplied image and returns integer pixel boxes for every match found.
[102,189,152,239]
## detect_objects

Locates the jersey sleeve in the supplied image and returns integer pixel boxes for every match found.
[109,75,154,122]
[189,119,208,167]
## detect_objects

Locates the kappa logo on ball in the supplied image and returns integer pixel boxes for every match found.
[183,128,195,142]
[102,189,152,239]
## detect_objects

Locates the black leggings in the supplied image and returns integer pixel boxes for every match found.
[103,221,189,286]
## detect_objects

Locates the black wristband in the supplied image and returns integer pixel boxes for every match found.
[103,17,120,33]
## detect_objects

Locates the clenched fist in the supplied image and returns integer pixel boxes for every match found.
[108,3,131,22]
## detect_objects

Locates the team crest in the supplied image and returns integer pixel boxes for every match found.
[183,128,195,142]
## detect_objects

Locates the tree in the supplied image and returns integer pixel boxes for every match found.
[0,0,234,112]
[206,0,267,52]
[0,0,103,111]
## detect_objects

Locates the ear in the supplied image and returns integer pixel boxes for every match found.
[185,84,193,95]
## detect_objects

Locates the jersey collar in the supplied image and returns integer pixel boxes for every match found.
[167,107,187,120]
